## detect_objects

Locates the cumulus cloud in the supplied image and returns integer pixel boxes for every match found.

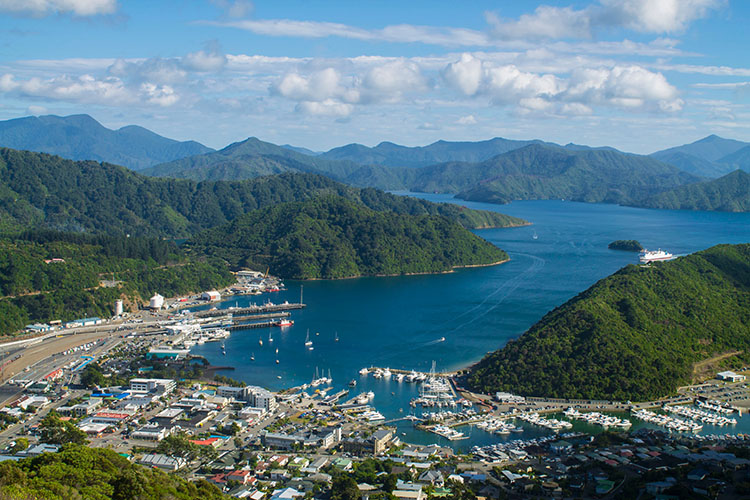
[108,58,187,85]
[271,60,428,116]
[0,0,118,17]
[0,73,179,107]
[487,0,722,40]
[441,53,682,114]
[457,114,477,125]
[183,42,227,72]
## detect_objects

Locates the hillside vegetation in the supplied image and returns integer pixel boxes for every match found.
[0,231,233,336]
[641,170,750,212]
[0,148,524,237]
[0,444,228,500]
[188,196,508,279]
[468,243,750,401]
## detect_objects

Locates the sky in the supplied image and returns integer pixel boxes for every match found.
[0,0,748,153]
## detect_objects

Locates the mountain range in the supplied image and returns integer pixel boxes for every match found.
[2,113,749,212]
[0,114,213,170]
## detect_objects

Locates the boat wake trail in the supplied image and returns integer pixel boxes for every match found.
[444,252,545,334]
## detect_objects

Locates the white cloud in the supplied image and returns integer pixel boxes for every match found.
[108,58,187,85]
[0,72,179,107]
[27,104,47,115]
[183,45,228,73]
[486,0,722,40]
[457,114,477,125]
[296,99,353,117]
[270,60,428,116]
[441,53,682,114]
[0,0,118,17]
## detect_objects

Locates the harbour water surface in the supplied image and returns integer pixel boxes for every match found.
[192,196,750,450]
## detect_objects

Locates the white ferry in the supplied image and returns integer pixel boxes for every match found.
[639,249,674,263]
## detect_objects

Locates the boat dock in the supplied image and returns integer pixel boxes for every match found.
[196,303,305,319]
[227,320,279,331]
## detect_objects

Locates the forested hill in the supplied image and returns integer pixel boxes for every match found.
[639,170,750,212]
[467,243,750,401]
[448,145,699,205]
[0,231,234,336]
[0,148,525,238]
[0,114,212,170]
[0,444,228,499]
[187,196,509,279]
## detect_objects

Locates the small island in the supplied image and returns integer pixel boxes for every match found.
[608,240,644,252]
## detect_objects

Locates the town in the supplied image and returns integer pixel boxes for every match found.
[2,276,750,499]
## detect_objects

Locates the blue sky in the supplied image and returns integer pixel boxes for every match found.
[0,0,748,153]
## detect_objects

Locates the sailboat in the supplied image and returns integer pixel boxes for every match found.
[268,331,273,343]
[221,342,226,355]
[305,329,313,347]
[258,335,263,347]
[532,229,538,240]
[275,348,279,364]
[250,352,255,361]
[334,332,339,342]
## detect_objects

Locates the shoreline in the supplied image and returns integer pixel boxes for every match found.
[285,258,510,282]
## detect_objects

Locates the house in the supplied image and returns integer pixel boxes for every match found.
[302,456,328,474]
[332,458,353,471]
[270,487,303,500]
[418,470,444,486]
[393,481,424,500]
[138,453,186,471]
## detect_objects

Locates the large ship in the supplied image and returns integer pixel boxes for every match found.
[639,249,673,263]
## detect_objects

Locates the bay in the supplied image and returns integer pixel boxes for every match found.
[191,196,750,449]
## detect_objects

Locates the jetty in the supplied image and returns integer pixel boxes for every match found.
[195,302,305,319]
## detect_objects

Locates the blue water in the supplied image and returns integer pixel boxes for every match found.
[192,197,750,450]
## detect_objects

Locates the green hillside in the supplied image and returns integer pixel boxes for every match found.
[448,145,698,205]
[0,231,233,336]
[0,148,525,238]
[0,444,227,500]
[467,243,750,401]
[641,170,750,212]
[187,196,508,279]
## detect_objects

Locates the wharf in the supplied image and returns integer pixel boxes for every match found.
[227,321,278,331]
[196,303,305,319]
[229,312,290,321]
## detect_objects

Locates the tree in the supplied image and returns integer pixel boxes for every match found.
[331,475,360,500]
[9,437,28,454]
[156,433,200,461]
[383,474,397,493]
[39,413,88,445]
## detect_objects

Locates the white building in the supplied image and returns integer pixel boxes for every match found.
[149,293,165,310]
[201,291,221,301]
[138,453,186,471]
[717,371,746,382]
[217,385,276,410]
[129,378,176,395]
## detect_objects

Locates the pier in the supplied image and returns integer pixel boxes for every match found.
[196,303,305,319]
[227,320,279,331]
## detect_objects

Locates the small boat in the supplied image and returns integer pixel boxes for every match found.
[315,331,320,336]
[221,343,226,355]
[334,331,339,342]
[276,359,280,364]
[250,352,255,361]
[359,368,369,375]
[258,335,263,347]
[275,347,279,356]
[438,337,445,342]
[308,346,314,351]
[532,229,538,240]
[277,375,282,379]
[349,379,357,387]
[268,331,273,343]
[277,318,293,327]
[305,329,313,347]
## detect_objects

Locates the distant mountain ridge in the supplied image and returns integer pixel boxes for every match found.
[651,134,750,178]
[0,114,213,170]
[641,170,750,212]
[318,137,551,167]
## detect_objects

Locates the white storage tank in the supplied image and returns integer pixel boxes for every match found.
[149,293,164,310]
[114,300,124,316]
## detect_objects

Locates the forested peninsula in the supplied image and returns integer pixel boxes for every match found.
[467,243,750,401]
[187,196,509,279]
